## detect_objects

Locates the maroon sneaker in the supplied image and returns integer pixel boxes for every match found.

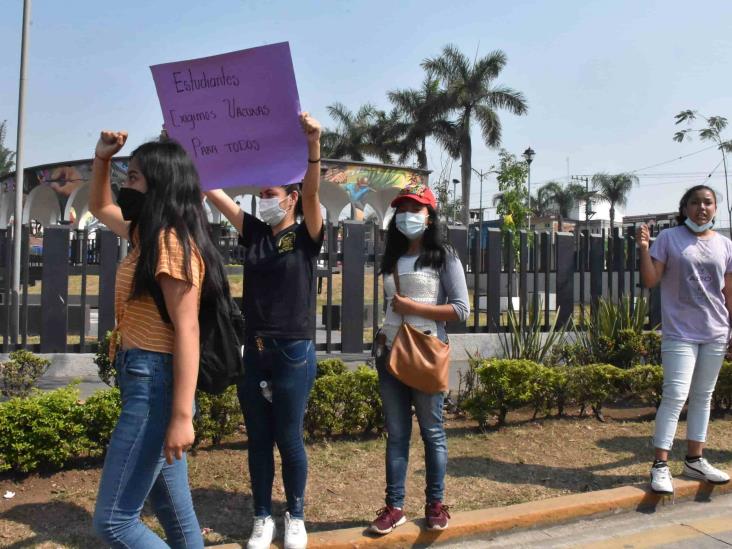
[369,506,406,535]
[425,501,450,530]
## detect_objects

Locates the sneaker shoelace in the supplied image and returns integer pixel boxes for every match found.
[252,518,266,537]
[288,517,303,535]
[430,504,451,519]
[375,506,398,525]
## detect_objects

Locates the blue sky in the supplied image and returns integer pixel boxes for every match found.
[1,0,731,220]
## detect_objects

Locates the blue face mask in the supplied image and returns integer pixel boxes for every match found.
[396,212,427,240]
[685,217,714,233]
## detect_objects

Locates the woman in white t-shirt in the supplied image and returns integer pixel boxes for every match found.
[638,184,732,495]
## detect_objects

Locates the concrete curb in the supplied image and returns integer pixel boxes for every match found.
[212,475,732,548]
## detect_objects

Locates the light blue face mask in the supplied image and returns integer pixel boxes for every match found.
[685,217,714,233]
[396,212,427,240]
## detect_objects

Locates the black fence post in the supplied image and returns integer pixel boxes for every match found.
[613,228,625,299]
[542,232,551,329]
[40,226,70,352]
[341,221,365,353]
[555,233,574,327]
[590,234,604,315]
[485,228,502,332]
[519,231,528,330]
[447,226,468,333]
[98,230,119,341]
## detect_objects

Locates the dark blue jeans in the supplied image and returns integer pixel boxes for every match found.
[376,352,447,508]
[238,338,316,519]
[93,349,202,549]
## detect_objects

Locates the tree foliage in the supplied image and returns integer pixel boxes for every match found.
[0,121,15,176]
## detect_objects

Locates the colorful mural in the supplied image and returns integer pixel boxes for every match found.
[322,163,427,210]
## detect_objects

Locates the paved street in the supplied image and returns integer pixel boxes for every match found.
[439,492,732,548]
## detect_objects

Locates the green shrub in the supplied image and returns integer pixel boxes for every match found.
[305,365,383,437]
[561,297,660,369]
[0,386,88,473]
[713,361,732,412]
[194,386,243,447]
[463,359,544,428]
[81,388,121,453]
[0,350,50,398]
[316,358,348,378]
[95,331,117,388]
[625,364,663,408]
[498,306,567,363]
[565,364,625,421]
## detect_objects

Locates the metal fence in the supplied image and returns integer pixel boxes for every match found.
[0,221,661,354]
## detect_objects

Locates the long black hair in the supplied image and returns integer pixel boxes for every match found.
[676,184,717,224]
[127,139,228,317]
[379,204,454,274]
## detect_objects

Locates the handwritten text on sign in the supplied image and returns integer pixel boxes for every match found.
[150,42,307,190]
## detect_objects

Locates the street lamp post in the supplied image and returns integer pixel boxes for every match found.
[523,147,535,231]
[451,178,460,225]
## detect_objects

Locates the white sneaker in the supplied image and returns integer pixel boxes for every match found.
[247,515,276,549]
[683,457,731,485]
[650,463,674,494]
[284,511,308,549]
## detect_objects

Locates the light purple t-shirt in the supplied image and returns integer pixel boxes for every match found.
[651,226,732,343]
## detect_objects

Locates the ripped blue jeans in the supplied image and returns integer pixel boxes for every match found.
[238,337,316,519]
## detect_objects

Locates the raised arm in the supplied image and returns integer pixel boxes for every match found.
[204,190,245,235]
[299,112,324,241]
[90,131,130,238]
[637,224,665,288]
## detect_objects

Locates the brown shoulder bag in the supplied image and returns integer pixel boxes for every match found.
[387,261,451,394]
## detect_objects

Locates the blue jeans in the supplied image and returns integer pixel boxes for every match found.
[238,337,316,519]
[376,353,447,508]
[93,349,202,549]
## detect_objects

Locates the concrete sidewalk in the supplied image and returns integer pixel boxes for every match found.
[210,475,732,548]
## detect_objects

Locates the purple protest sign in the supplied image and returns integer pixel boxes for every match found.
[150,42,307,190]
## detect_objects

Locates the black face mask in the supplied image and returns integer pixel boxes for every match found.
[117,187,146,221]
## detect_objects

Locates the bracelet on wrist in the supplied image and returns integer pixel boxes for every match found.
[308,157,321,164]
[94,154,111,162]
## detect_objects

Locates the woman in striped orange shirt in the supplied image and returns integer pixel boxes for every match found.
[89,130,227,548]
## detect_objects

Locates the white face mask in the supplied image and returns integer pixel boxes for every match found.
[396,212,427,240]
[685,217,714,233]
[259,196,290,226]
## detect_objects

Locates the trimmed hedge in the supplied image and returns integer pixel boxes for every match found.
[0,359,384,474]
[304,364,383,437]
[461,359,674,428]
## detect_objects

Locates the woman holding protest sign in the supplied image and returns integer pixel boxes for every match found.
[638,184,732,496]
[368,184,469,535]
[90,130,228,548]
[204,112,323,549]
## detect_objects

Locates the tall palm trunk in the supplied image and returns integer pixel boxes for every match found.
[417,136,428,170]
[460,130,472,226]
[609,205,615,234]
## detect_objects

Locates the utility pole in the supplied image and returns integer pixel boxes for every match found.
[572,175,595,234]
[12,0,32,345]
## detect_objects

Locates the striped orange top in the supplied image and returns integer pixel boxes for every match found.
[112,229,205,357]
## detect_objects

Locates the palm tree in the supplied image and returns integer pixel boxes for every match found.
[422,45,528,225]
[387,76,453,170]
[321,103,396,163]
[0,121,15,176]
[591,173,639,232]
[536,181,585,231]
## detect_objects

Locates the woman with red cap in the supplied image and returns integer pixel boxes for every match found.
[369,182,469,535]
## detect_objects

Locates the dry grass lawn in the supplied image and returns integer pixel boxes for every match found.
[2,406,732,548]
